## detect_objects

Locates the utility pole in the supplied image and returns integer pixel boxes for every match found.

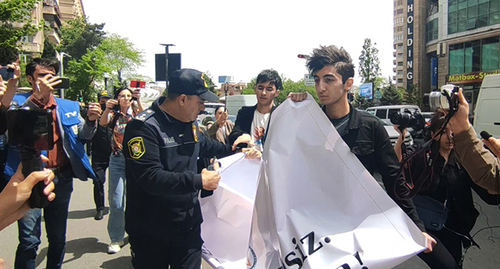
[160,44,175,88]
[56,51,71,99]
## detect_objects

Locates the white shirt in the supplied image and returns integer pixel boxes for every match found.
[250,110,270,152]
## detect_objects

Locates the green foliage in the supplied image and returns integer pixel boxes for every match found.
[358,38,381,85]
[402,84,422,107]
[57,16,105,60]
[242,78,257,94]
[352,93,373,109]
[380,79,403,105]
[42,38,56,58]
[276,77,318,105]
[203,71,216,93]
[98,34,143,84]
[0,0,42,64]
[64,48,110,102]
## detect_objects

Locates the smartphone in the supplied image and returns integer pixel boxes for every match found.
[53,77,70,89]
[0,66,14,81]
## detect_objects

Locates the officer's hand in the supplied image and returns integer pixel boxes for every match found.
[448,87,471,135]
[201,168,220,191]
[105,99,118,110]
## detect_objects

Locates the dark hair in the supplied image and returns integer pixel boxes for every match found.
[306,45,355,84]
[255,69,283,90]
[114,88,133,99]
[214,105,225,114]
[424,109,448,141]
[26,58,59,79]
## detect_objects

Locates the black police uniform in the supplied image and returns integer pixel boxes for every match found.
[123,97,233,268]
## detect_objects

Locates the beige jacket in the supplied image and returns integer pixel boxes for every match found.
[454,126,500,193]
[208,120,234,144]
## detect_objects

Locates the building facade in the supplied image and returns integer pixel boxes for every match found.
[21,0,85,57]
[394,0,500,111]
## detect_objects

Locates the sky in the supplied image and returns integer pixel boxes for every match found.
[82,0,395,86]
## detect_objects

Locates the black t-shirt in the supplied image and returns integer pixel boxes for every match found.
[91,124,112,160]
[329,113,350,137]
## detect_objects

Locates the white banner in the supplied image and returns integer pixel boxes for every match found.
[247,95,426,269]
[201,95,426,269]
[201,153,261,268]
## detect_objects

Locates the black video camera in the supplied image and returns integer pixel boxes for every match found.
[390,109,425,131]
[7,105,54,208]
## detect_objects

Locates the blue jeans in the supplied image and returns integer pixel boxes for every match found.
[15,175,73,269]
[108,153,126,243]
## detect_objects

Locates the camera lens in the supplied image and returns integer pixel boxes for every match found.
[390,112,411,127]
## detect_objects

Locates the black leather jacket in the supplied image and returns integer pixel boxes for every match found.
[330,105,425,231]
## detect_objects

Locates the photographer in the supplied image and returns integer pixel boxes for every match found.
[448,88,500,194]
[394,110,500,269]
[99,87,143,254]
[1,58,100,269]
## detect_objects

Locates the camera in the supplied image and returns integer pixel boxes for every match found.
[390,109,425,131]
[0,66,14,81]
[7,105,54,208]
[423,84,459,111]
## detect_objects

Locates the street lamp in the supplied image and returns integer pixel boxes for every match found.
[160,44,175,86]
[56,51,71,99]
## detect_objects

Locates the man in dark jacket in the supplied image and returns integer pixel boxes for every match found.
[90,92,113,220]
[305,45,436,253]
[123,68,252,268]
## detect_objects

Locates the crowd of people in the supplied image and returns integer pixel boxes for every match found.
[0,44,499,269]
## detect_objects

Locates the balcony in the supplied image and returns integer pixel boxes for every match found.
[45,28,61,45]
[21,42,43,55]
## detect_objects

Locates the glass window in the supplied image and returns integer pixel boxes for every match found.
[464,46,473,73]
[482,39,500,71]
[468,0,479,5]
[449,22,458,34]
[449,44,465,74]
[490,12,500,24]
[478,2,489,16]
[468,6,477,18]
[375,109,387,119]
[477,15,488,27]
[492,0,500,11]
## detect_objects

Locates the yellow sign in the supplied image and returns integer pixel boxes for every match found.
[446,70,500,84]
[128,137,145,159]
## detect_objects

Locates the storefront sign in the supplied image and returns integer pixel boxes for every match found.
[446,70,500,84]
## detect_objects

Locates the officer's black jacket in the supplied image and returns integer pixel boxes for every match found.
[123,97,233,237]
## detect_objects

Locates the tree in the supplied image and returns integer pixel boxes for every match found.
[0,0,42,64]
[352,93,373,109]
[57,16,106,61]
[403,83,422,106]
[98,34,144,85]
[203,71,216,93]
[380,78,403,105]
[64,47,110,102]
[241,76,319,105]
[358,38,381,85]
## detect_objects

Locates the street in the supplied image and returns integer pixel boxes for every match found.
[0,175,499,268]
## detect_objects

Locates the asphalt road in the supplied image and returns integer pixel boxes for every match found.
[1,167,499,268]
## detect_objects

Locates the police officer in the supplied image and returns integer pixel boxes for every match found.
[123,68,250,268]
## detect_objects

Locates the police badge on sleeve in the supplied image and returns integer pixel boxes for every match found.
[128,137,145,159]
